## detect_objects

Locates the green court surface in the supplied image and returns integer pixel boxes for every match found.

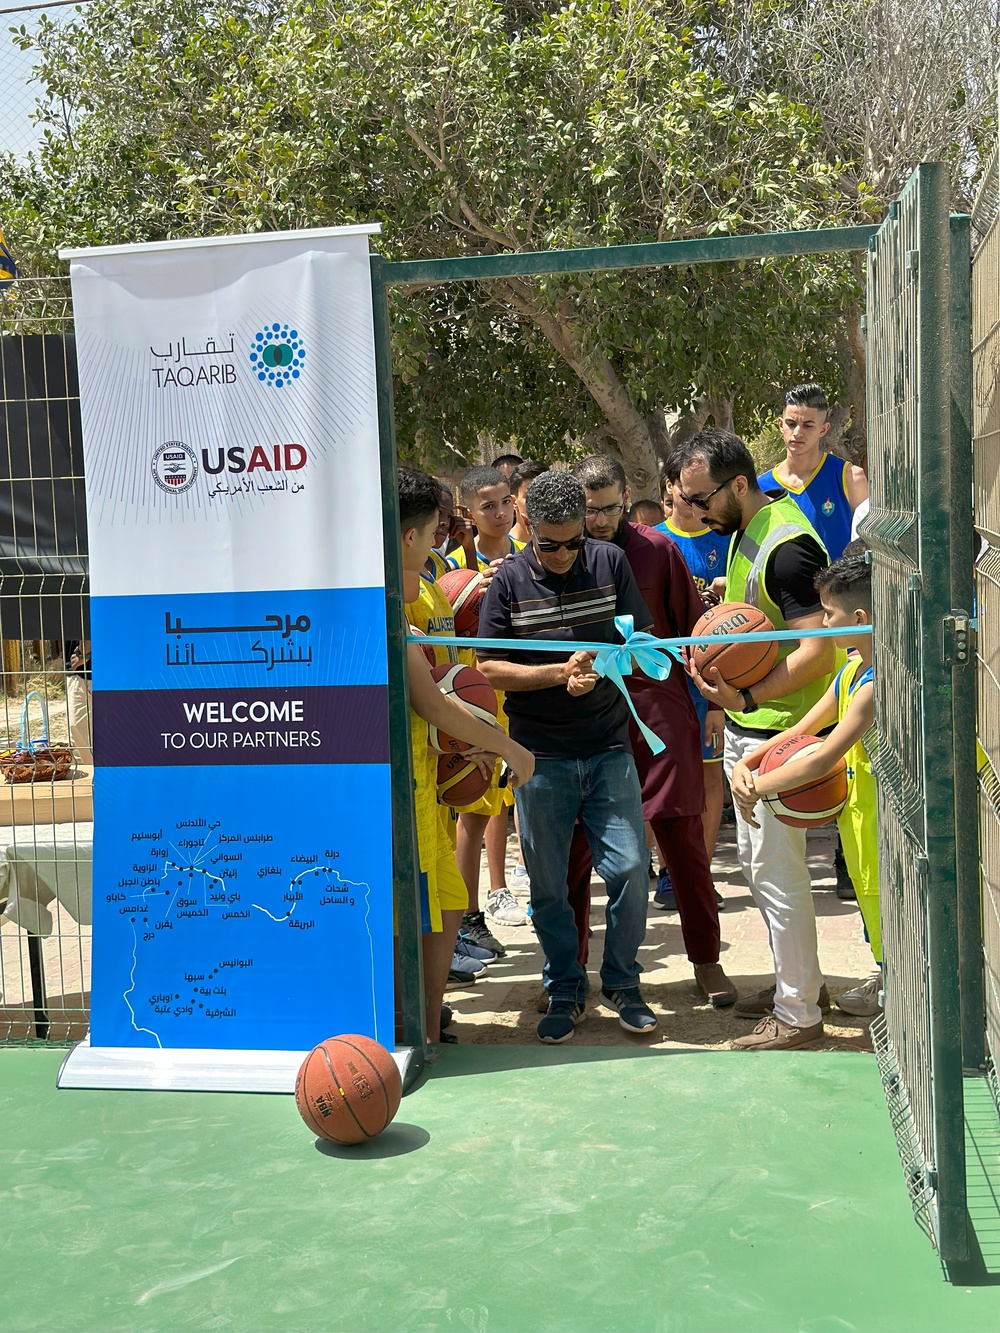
[2,1046,1000,1333]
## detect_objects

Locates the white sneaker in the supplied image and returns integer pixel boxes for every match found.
[511,865,531,897]
[485,886,529,926]
[835,972,883,1017]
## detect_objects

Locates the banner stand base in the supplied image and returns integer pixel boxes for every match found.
[57,1037,424,1095]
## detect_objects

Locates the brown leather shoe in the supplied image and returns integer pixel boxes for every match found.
[693,963,738,1008]
[730,1014,824,1051]
[733,982,831,1019]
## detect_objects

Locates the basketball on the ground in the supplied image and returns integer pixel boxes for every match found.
[690,601,779,689]
[438,568,487,636]
[294,1034,402,1145]
[437,750,493,807]
[758,734,849,828]
[427,662,498,753]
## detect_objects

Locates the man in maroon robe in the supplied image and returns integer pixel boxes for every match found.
[568,455,737,1008]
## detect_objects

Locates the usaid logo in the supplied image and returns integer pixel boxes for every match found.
[249,324,305,387]
[152,441,198,495]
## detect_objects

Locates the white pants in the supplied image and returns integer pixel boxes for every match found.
[725,726,824,1028]
[66,674,93,766]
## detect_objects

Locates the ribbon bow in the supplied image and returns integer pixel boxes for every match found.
[591,615,685,756]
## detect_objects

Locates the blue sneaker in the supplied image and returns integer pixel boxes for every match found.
[449,950,485,977]
[537,998,585,1044]
[454,936,496,965]
[600,986,657,1034]
[653,867,676,911]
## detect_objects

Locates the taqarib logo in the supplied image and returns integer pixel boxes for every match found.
[250,324,305,387]
[152,441,198,495]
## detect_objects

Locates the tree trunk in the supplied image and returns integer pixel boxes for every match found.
[497,277,661,496]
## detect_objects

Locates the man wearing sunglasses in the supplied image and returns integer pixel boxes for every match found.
[476,471,658,1044]
[571,455,736,1011]
[674,428,841,1052]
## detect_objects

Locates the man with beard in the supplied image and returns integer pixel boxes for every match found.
[675,429,841,1051]
[571,455,736,1009]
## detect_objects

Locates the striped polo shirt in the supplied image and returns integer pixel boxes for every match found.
[477,538,652,759]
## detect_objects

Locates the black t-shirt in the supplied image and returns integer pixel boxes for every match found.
[730,530,826,622]
[477,540,653,759]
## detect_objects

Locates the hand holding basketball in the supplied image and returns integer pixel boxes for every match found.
[730,759,762,826]
[687,658,744,712]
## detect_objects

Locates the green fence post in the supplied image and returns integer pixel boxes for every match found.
[918,165,969,1260]
[949,213,986,1074]
[370,255,426,1057]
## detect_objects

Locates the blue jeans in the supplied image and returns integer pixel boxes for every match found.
[514,750,649,1002]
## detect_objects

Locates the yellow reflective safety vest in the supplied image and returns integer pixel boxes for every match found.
[724,494,843,732]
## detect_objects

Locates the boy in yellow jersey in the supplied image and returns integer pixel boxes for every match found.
[405,500,507,963]
[447,466,529,929]
[398,468,535,1049]
[731,551,881,1018]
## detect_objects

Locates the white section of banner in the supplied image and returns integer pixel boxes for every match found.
[65,226,383,597]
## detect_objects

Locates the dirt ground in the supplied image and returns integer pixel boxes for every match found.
[450,817,877,1052]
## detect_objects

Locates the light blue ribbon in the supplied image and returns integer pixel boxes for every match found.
[588,615,683,755]
[405,622,872,758]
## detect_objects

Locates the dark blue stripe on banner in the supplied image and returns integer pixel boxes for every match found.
[93,685,389,767]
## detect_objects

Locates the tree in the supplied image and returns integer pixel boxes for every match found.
[1,0,860,487]
[704,0,1000,456]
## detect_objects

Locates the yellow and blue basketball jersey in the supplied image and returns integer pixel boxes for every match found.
[834,657,880,962]
[446,535,525,570]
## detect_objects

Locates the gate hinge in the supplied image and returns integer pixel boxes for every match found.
[908,571,922,592]
[906,249,919,273]
[942,611,973,666]
[914,853,929,876]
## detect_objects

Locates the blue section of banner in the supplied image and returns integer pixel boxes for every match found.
[89,763,394,1051]
[92,587,388,692]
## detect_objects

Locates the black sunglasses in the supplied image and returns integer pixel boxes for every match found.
[678,474,739,511]
[534,533,587,554]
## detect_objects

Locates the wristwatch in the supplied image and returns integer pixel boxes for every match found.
[740,688,759,714]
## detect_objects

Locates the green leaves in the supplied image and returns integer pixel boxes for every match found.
[0,0,858,476]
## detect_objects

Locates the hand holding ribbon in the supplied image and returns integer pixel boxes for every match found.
[590,615,685,756]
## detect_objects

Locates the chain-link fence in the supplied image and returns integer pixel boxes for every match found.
[864,163,975,1262]
[0,261,90,1043]
[971,96,1000,1117]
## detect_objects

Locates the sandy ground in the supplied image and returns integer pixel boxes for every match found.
[449,817,878,1052]
[0,808,879,1052]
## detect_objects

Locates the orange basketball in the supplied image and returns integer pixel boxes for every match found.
[691,601,779,689]
[427,662,499,753]
[294,1034,402,1145]
[410,626,436,667]
[437,750,493,807]
[758,734,848,828]
[438,568,487,636]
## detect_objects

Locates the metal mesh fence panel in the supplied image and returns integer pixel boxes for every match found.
[0,278,90,1045]
[972,121,1000,1116]
[863,163,971,1261]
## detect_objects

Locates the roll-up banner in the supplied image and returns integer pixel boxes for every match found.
[57,226,396,1092]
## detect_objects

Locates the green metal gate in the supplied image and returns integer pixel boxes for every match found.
[972,127,1000,1119]
[863,161,979,1261]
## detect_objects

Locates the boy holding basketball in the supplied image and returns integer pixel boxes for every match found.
[447,466,530,932]
[730,551,881,1017]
